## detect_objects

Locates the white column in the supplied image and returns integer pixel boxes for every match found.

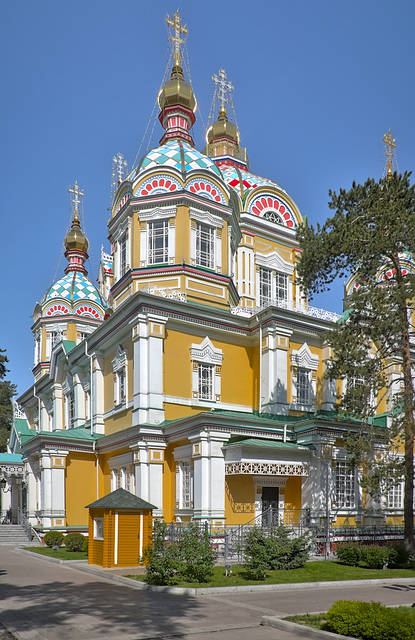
[72,370,85,428]
[132,442,165,517]
[132,314,167,425]
[92,353,105,434]
[190,431,227,523]
[52,385,63,431]
[262,326,291,414]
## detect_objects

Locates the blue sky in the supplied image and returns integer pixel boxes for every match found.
[1,0,415,396]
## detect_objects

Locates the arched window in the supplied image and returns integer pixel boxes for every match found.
[263,210,283,225]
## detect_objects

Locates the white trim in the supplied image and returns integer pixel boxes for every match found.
[139,512,143,559]
[255,251,294,275]
[290,343,319,369]
[164,395,251,412]
[114,511,119,565]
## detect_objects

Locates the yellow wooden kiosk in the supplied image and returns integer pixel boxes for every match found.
[86,488,155,568]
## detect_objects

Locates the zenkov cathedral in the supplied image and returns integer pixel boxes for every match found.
[2,14,402,539]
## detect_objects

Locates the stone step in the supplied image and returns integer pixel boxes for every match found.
[0,524,38,545]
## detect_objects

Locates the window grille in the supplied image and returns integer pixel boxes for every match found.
[119,230,129,276]
[117,368,126,404]
[181,462,193,509]
[259,267,272,305]
[198,363,213,400]
[386,482,403,509]
[263,210,283,224]
[297,368,310,404]
[276,272,288,302]
[67,391,75,428]
[148,220,168,264]
[196,223,214,269]
[335,460,355,508]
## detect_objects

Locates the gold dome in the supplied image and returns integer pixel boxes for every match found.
[158,65,196,113]
[64,217,89,253]
[207,106,239,144]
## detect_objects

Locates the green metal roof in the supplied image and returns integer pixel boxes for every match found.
[0,453,23,463]
[223,436,314,450]
[36,426,104,441]
[86,488,156,510]
[61,340,77,353]
[14,418,33,435]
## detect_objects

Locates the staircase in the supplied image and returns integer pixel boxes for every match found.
[0,524,36,546]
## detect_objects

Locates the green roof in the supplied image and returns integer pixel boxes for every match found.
[14,418,32,435]
[223,436,313,450]
[37,426,104,441]
[86,488,156,510]
[62,340,76,353]
[0,453,23,463]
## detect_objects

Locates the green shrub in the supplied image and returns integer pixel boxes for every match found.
[82,536,89,553]
[360,545,390,569]
[177,522,215,583]
[387,544,411,568]
[336,542,362,566]
[326,600,415,640]
[64,533,86,552]
[43,531,64,548]
[243,525,309,580]
[143,520,180,586]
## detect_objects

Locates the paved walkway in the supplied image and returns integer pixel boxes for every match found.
[2,547,415,640]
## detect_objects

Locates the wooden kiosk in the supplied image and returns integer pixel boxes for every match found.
[86,488,156,568]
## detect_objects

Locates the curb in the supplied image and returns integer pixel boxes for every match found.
[262,616,355,640]
[15,549,415,596]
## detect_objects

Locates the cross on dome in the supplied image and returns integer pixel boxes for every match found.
[166,11,188,66]
[68,181,84,220]
[112,153,128,184]
[383,129,396,179]
[212,69,234,108]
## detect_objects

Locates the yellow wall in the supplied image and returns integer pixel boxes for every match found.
[284,476,302,510]
[225,475,255,524]
[66,453,97,525]
[176,205,190,263]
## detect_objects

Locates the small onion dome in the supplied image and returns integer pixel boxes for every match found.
[64,216,89,253]
[158,64,196,113]
[207,106,239,144]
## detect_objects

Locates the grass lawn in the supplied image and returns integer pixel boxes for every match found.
[284,606,415,630]
[24,546,87,561]
[126,561,415,588]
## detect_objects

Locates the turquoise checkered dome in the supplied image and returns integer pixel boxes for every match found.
[43,272,107,307]
[136,140,222,179]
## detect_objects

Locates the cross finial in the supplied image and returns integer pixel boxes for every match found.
[112,152,128,185]
[166,11,188,66]
[68,181,84,221]
[212,69,234,108]
[383,129,396,179]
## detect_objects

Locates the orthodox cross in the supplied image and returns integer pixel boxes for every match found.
[383,129,396,179]
[212,68,234,108]
[68,181,84,220]
[112,152,128,184]
[166,11,188,66]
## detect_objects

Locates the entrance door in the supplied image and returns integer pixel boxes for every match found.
[261,486,279,526]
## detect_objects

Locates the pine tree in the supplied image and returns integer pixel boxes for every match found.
[0,349,17,452]
[296,172,415,551]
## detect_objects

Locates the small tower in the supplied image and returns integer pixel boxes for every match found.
[205,69,248,169]
[158,12,197,146]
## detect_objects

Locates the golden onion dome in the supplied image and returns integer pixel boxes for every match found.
[158,64,196,112]
[64,216,89,253]
[207,106,239,144]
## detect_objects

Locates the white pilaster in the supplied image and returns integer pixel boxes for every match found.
[131,314,167,425]
[92,353,105,434]
[190,431,228,522]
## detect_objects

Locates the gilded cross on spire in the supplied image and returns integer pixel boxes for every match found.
[68,181,84,221]
[212,69,234,108]
[112,152,128,185]
[383,129,396,179]
[166,11,188,66]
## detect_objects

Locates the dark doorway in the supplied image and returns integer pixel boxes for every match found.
[261,486,279,526]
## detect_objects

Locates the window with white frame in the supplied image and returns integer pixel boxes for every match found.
[334,460,356,509]
[385,481,403,509]
[296,368,310,405]
[46,327,64,359]
[259,267,288,306]
[148,220,168,264]
[196,222,214,269]
[190,337,223,403]
[119,229,129,276]
[290,343,319,407]
[112,346,127,406]
[94,517,104,540]
[259,267,272,305]
[175,460,194,510]
[198,363,214,400]
[65,390,75,429]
